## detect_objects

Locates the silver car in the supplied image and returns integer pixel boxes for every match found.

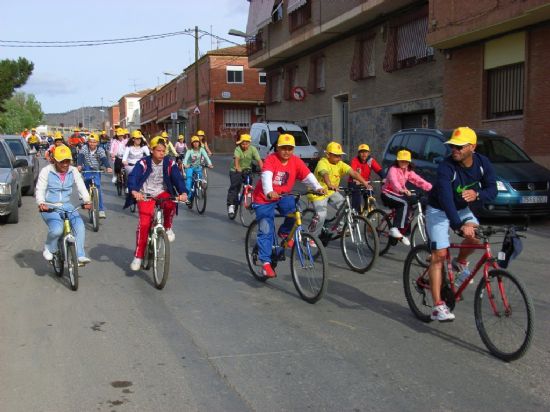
[1,135,39,195]
[0,139,25,223]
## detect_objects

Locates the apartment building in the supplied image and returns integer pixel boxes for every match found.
[118,90,152,132]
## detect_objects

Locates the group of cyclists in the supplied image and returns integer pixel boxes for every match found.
[33,123,497,323]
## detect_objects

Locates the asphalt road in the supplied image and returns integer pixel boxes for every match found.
[1,155,549,411]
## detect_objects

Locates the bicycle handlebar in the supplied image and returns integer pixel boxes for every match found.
[455,224,527,240]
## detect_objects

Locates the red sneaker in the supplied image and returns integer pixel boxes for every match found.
[262,262,276,278]
[278,233,294,248]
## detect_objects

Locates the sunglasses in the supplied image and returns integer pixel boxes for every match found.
[450,144,470,151]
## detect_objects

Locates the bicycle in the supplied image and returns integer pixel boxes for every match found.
[115,166,127,197]
[187,168,207,214]
[245,192,328,304]
[41,204,86,291]
[367,189,428,256]
[235,168,257,227]
[302,187,379,273]
[81,170,104,232]
[403,225,534,361]
[138,194,183,289]
[355,180,383,215]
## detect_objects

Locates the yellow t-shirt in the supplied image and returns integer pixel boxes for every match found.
[308,157,351,201]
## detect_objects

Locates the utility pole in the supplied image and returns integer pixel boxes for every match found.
[195,25,200,130]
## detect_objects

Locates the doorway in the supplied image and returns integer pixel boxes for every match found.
[332,94,349,154]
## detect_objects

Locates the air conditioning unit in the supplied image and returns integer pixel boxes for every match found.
[255,107,265,115]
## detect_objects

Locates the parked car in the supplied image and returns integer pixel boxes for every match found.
[0,135,39,195]
[0,139,26,223]
[381,128,550,217]
[250,121,320,170]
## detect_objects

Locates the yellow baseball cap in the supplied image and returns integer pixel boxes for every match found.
[396,150,412,162]
[53,145,72,162]
[236,134,251,144]
[446,127,477,146]
[178,134,184,140]
[131,130,143,139]
[115,128,124,136]
[277,133,295,147]
[191,135,200,143]
[74,128,80,132]
[358,144,370,152]
[101,130,106,134]
[150,136,167,149]
[54,131,64,140]
[326,141,345,155]
[196,130,205,136]
[161,131,169,138]
[88,133,99,141]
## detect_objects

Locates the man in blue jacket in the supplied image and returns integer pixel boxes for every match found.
[426,127,497,321]
[125,137,188,271]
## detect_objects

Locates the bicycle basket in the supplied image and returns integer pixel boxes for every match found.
[497,228,523,269]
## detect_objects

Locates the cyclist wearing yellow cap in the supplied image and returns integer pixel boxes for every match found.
[45,132,66,163]
[160,131,178,157]
[122,130,150,176]
[348,144,385,213]
[36,145,92,265]
[425,126,497,322]
[307,142,370,242]
[110,128,129,183]
[196,130,213,156]
[381,149,432,246]
[182,136,213,205]
[26,128,41,151]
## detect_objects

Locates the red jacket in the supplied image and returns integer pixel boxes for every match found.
[348,156,383,182]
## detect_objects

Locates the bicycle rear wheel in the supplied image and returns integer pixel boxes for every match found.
[290,231,328,303]
[367,209,392,255]
[90,187,100,232]
[474,269,535,361]
[195,180,207,214]
[403,244,433,322]
[244,220,267,282]
[239,191,255,227]
[341,215,379,273]
[67,243,79,291]
[152,228,170,290]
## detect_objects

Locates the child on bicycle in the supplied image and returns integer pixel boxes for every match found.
[160,131,178,157]
[110,128,128,184]
[77,133,112,219]
[125,137,188,271]
[196,130,213,156]
[308,142,370,241]
[122,130,150,176]
[348,143,385,213]
[182,135,213,205]
[226,133,263,219]
[252,133,325,278]
[381,149,432,246]
[45,132,67,163]
[36,145,92,265]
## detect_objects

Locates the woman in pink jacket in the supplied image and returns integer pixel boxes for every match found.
[381,150,432,245]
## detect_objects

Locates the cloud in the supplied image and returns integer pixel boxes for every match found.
[20,74,76,97]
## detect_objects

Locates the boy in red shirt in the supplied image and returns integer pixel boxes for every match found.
[348,144,384,212]
[252,134,324,278]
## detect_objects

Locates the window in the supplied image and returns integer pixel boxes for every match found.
[272,0,283,23]
[308,55,325,93]
[289,1,311,32]
[284,65,298,100]
[223,109,251,128]
[402,135,425,160]
[387,134,404,155]
[383,10,434,72]
[259,71,266,85]
[227,65,244,84]
[487,63,524,119]
[424,137,448,162]
[266,70,282,103]
[351,34,376,80]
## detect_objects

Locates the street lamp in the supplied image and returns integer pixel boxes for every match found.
[228,29,248,38]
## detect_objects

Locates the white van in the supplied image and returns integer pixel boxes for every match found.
[249,121,320,170]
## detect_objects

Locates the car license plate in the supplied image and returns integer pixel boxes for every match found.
[521,195,548,204]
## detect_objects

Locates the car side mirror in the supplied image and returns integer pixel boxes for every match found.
[311,141,317,146]
[14,159,28,168]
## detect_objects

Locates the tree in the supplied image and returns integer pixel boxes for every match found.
[0,93,44,134]
[0,57,34,112]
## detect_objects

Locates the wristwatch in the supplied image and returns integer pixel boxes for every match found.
[476,191,480,201]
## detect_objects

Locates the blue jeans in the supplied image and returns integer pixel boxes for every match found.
[254,196,296,263]
[41,204,86,258]
[83,170,104,211]
[185,167,202,200]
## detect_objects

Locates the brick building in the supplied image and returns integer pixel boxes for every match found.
[118,90,152,133]
[427,0,550,166]
[139,45,266,152]
[246,0,443,156]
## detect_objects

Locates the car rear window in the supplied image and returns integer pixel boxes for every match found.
[269,131,310,146]
[477,138,530,163]
[6,140,25,156]
[0,145,11,168]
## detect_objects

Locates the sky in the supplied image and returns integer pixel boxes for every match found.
[0,0,249,114]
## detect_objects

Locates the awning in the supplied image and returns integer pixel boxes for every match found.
[246,0,275,36]
[287,0,307,14]
[140,118,155,126]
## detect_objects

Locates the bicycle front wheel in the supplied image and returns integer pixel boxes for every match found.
[116,175,123,196]
[53,239,64,277]
[291,231,328,304]
[202,166,208,189]
[239,191,255,227]
[244,220,267,282]
[195,180,207,214]
[474,269,535,361]
[152,229,170,290]
[403,244,433,322]
[91,187,100,232]
[410,215,429,249]
[341,215,379,273]
[67,243,79,291]
[367,209,391,255]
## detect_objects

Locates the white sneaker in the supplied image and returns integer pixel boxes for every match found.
[400,236,411,246]
[130,257,142,271]
[111,176,117,183]
[43,247,53,261]
[166,229,175,242]
[389,227,402,238]
[78,256,91,265]
[228,204,235,218]
[308,239,317,248]
[99,210,106,218]
[430,303,455,322]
